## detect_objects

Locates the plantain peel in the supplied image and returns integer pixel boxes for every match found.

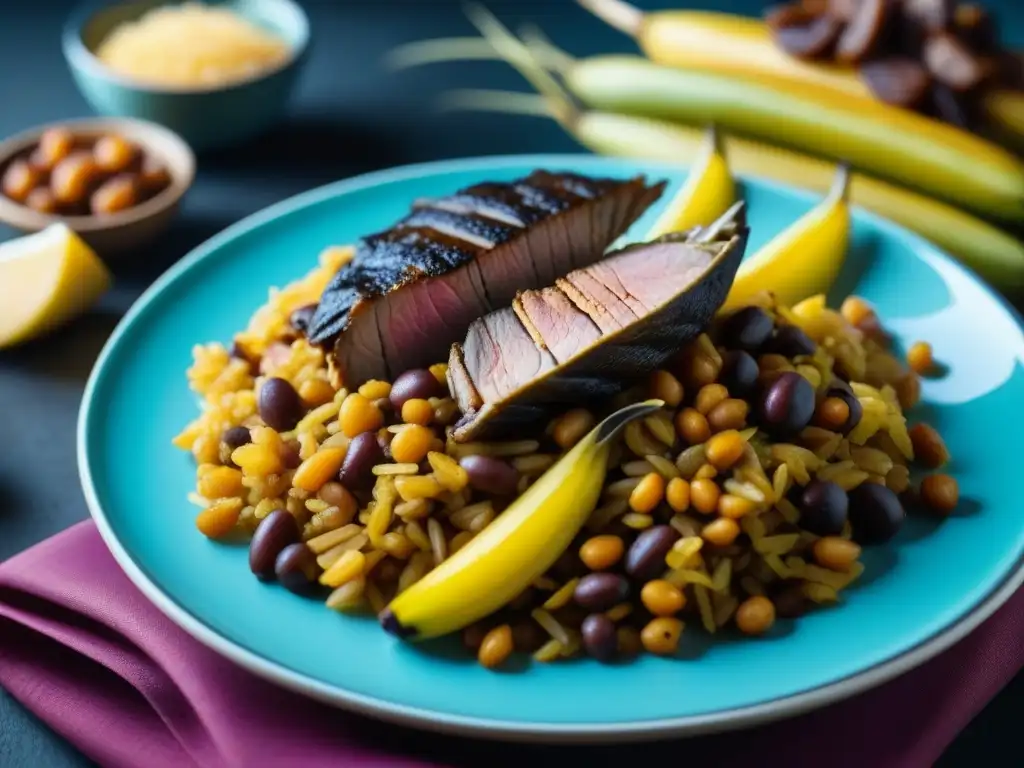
[380,399,664,640]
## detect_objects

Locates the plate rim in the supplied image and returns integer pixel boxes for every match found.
[78,153,1024,743]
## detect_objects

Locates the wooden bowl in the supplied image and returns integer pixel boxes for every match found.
[0,117,195,256]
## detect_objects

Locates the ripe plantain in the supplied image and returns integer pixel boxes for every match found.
[380,399,663,640]
[723,165,851,314]
[576,0,1024,153]
[646,124,736,239]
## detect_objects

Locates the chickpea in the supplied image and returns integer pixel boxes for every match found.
[552,408,596,450]
[339,392,384,437]
[695,383,729,415]
[691,478,721,514]
[579,535,625,571]
[907,341,934,375]
[840,296,874,328]
[390,424,434,464]
[358,379,392,401]
[138,155,171,192]
[91,175,139,215]
[909,423,949,468]
[688,353,720,387]
[640,617,684,655]
[298,378,336,408]
[693,463,718,480]
[718,493,756,519]
[640,579,686,617]
[649,369,684,407]
[2,159,41,203]
[702,517,740,547]
[629,472,665,514]
[676,407,711,445]
[735,595,776,636]
[401,398,434,426]
[705,430,745,470]
[25,187,58,214]
[707,399,749,432]
[478,624,514,669]
[50,151,98,205]
[815,396,851,431]
[93,134,138,173]
[665,477,691,513]
[920,474,959,516]
[812,536,862,572]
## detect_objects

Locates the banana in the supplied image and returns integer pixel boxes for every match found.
[723,165,850,314]
[561,54,1024,223]
[576,0,1024,150]
[646,124,735,239]
[441,93,1024,294]
[380,399,663,640]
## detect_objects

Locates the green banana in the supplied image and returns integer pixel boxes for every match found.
[380,399,664,640]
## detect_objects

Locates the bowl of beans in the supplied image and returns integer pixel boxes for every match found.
[0,117,195,255]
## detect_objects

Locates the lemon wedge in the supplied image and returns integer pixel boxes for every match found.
[0,224,112,349]
[647,124,736,238]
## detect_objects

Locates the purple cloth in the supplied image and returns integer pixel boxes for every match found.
[0,522,1020,768]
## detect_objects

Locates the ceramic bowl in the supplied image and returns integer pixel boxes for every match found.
[0,116,195,255]
[62,0,311,152]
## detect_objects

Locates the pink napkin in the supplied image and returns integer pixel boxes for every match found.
[0,522,1020,768]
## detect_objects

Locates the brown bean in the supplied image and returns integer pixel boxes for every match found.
[91,174,138,215]
[581,613,618,662]
[2,159,41,203]
[93,134,138,173]
[249,510,299,579]
[460,455,519,496]
[275,543,321,594]
[625,525,679,581]
[50,151,98,205]
[34,127,74,170]
[25,187,58,214]
[574,572,630,611]
[258,377,303,432]
[389,369,443,410]
[338,432,383,490]
[138,155,171,192]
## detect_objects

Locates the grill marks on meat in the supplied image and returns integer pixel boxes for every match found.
[308,171,666,385]
[448,216,750,441]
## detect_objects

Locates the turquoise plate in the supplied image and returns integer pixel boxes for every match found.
[79,156,1024,742]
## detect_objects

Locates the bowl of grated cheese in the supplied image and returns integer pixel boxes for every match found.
[63,0,311,152]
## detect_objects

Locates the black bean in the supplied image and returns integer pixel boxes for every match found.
[773,584,807,619]
[221,426,252,451]
[258,377,303,432]
[511,621,547,653]
[460,455,520,496]
[389,369,443,410]
[758,371,816,437]
[799,480,849,537]
[275,543,321,594]
[624,525,680,582]
[249,510,299,580]
[767,324,816,358]
[574,573,630,611]
[718,350,759,398]
[848,483,905,545]
[288,303,318,335]
[338,432,383,490]
[230,340,260,375]
[721,306,774,352]
[281,440,303,470]
[581,613,618,662]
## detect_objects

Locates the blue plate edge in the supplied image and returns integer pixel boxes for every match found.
[76,153,1024,742]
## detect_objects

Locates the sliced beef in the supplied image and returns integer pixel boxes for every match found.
[308,171,666,386]
[448,205,749,441]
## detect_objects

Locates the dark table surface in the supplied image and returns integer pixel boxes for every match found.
[1,1,1022,766]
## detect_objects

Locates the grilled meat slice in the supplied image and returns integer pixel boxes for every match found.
[448,205,749,441]
[306,171,666,385]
